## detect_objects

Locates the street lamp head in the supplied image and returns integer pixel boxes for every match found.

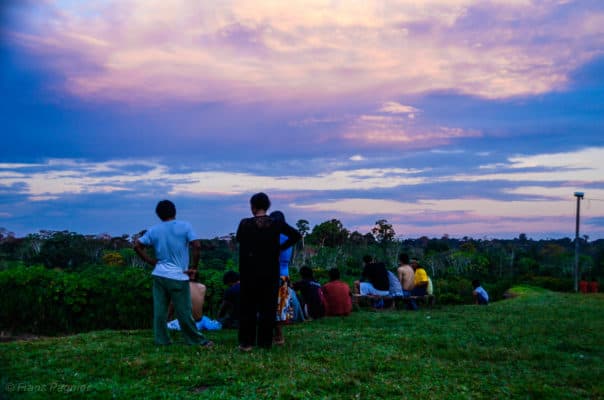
[574,192,584,198]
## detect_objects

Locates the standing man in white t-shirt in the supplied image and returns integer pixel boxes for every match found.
[134,200,213,347]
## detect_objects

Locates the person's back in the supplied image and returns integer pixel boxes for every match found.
[362,262,390,292]
[396,253,415,293]
[237,215,282,282]
[190,281,206,321]
[168,279,206,321]
[322,268,352,316]
[144,220,196,280]
[294,267,325,319]
[387,270,404,297]
[472,280,489,305]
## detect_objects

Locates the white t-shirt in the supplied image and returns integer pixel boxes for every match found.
[139,220,197,281]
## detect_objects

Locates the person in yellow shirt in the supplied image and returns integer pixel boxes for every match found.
[411,259,429,296]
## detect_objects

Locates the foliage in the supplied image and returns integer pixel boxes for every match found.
[197,269,231,318]
[371,219,395,244]
[101,251,125,266]
[0,265,152,335]
[307,219,349,248]
[1,289,603,399]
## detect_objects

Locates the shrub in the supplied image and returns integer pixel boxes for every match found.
[434,276,473,304]
[0,265,152,335]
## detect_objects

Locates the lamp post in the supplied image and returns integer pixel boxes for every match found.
[573,192,584,292]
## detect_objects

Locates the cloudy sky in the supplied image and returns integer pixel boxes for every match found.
[1,0,603,240]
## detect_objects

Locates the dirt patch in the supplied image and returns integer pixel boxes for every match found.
[502,290,519,300]
[0,331,49,343]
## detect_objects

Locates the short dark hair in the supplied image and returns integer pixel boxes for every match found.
[362,255,373,264]
[223,271,240,285]
[270,210,285,223]
[472,279,480,288]
[250,192,270,211]
[398,253,409,264]
[156,200,176,221]
[299,266,314,279]
[328,268,340,281]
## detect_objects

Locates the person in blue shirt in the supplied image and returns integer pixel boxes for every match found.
[134,200,213,347]
[472,279,489,305]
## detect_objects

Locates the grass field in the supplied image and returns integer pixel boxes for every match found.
[1,286,603,399]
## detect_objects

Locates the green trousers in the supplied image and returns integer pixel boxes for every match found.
[153,276,209,345]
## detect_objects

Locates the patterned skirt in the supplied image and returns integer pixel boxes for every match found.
[276,276,295,323]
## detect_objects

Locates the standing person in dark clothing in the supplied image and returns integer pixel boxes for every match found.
[236,193,301,351]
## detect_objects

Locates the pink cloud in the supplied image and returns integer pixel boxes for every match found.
[6,0,604,105]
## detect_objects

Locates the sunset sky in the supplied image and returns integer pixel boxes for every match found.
[1,0,603,240]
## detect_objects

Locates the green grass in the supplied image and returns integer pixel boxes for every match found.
[1,286,603,399]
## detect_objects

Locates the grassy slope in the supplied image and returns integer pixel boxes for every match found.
[1,287,603,400]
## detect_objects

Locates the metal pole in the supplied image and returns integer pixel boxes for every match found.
[574,192,584,292]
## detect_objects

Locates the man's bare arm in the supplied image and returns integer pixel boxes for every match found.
[185,240,201,279]
[133,240,157,266]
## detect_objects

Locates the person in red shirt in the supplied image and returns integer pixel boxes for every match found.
[322,268,352,316]
[589,279,599,293]
[579,275,589,294]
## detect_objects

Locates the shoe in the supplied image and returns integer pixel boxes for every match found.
[238,345,253,352]
[274,338,285,345]
[200,341,214,348]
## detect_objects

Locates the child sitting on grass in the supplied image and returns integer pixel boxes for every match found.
[472,279,489,305]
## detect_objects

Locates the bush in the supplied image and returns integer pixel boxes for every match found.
[434,276,473,305]
[197,269,228,317]
[0,265,152,335]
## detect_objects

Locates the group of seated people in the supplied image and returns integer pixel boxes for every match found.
[353,253,433,310]
[215,265,354,331]
[168,253,438,333]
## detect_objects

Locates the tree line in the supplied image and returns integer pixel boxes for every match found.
[1,220,602,283]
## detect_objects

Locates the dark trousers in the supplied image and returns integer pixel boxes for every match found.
[239,278,279,348]
[152,276,209,345]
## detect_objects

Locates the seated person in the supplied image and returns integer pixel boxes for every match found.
[168,269,206,322]
[387,270,404,297]
[293,266,325,320]
[322,268,352,316]
[472,279,489,305]
[396,253,415,296]
[579,275,589,294]
[217,270,241,329]
[354,255,390,297]
[167,269,222,331]
[589,278,599,293]
[410,259,429,296]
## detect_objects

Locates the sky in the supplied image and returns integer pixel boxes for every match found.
[1,0,604,240]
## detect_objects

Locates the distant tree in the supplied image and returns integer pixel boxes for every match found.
[296,219,310,248]
[308,219,349,248]
[36,231,90,269]
[371,219,395,244]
